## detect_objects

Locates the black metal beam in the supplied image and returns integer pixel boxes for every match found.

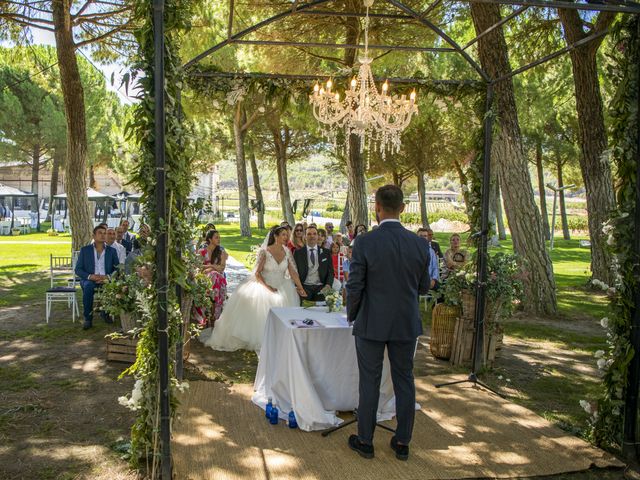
[183,0,333,68]
[189,70,481,86]
[492,28,608,84]
[386,0,491,82]
[463,0,640,14]
[463,5,529,51]
[232,38,455,53]
[419,0,443,19]
[153,0,171,477]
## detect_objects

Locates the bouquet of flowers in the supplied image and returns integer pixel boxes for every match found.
[321,286,343,312]
[96,272,145,317]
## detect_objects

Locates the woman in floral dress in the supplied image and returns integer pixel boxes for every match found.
[199,229,228,326]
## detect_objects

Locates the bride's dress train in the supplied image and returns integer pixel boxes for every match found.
[204,246,299,352]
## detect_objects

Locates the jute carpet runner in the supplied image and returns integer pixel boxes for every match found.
[172,376,622,479]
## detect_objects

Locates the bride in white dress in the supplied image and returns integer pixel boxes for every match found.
[204,225,307,352]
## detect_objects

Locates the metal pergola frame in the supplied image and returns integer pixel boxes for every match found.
[151,1,640,477]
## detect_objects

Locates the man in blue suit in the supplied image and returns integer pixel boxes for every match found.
[75,225,120,330]
[346,185,431,461]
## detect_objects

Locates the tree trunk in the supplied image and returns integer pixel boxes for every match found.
[340,191,350,232]
[416,169,429,228]
[268,118,295,226]
[233,104,251,237]
[557,160,571,240]
[558,9,616,284]
[535,140,550,240]
[347,135,369,226]
[31,143,40,211]
[52,0,93,251]
[47,149,63,222]
[89,164,97,189]
[495,178,507,240]
[471,2,557,314]
[343,10,368,227]
[247,138,265,230]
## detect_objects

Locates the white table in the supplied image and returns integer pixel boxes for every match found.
[252,306,396,432]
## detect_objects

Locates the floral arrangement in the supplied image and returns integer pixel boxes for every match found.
[441,252,523,317]
[321,286,343,312]
[96,272,148,318]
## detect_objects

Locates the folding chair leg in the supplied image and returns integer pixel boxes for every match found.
[46,297,50,324]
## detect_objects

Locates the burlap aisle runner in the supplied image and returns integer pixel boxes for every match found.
[172,376,622,480]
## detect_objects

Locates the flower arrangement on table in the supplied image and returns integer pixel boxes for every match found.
[321,286,343,312]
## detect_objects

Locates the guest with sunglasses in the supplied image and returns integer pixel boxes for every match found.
[290,222,306,252]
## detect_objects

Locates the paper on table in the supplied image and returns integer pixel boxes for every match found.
[291,318,325,328]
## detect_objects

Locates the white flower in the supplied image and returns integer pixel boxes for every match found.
[456,271,465,277]
[621,212,629,218]
[601,317,609,329]
[176,381,189,393]
[594,350,605,359]
[212,99,220,109]
[613,406,621,416]
[602,223,613,235]
[579,400,592,414]
[258,106,266,113]
[497,375,503,380]
[461,184,469,192]
[607,234,615,246]
[506,378,511,383]
[118,396,130,407]
[597,358,607,370]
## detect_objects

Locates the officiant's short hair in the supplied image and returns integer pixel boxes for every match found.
[376,185,404,213]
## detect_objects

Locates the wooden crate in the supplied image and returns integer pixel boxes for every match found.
[106,335,138,363]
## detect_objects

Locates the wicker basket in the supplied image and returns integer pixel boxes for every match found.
[430,304,461,360]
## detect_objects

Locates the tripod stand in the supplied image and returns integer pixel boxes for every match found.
[321,409,396,437]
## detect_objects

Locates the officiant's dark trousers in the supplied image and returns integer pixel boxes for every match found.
[355,337,417,445]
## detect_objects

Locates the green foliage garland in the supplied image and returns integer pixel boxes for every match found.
[121,0,195,473]
[590,16,639,448]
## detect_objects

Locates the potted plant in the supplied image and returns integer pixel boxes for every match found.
[96,273,145,333]
[47,228,59,236]
[11,227,21,236]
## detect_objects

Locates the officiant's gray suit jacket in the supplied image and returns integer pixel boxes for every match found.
[346,221,431,341]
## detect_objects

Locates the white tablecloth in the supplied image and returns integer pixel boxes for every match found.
[252,307,396,431]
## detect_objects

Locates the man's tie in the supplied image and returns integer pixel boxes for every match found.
[310,248,316,266]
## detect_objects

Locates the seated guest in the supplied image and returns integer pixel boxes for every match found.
[417,228,440,290]
[293,226,334,301]
[120,219,136,254]
[290,223,305,252]
[333,232,347,254]
[324,222,335,247]
[350,223,368,248]
[125,223,150,274]
[444,233,470,276]
[198,229,228,326]
[345,220,355,241]
[198,223,216,249]
[106,227,126,264]
[330,242,344,282]
[426,228,443,259]
[75,225,120,330]
[280,221,290,228]
[317,228,328,249]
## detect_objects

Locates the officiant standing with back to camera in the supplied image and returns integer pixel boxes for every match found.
[346,185,431,461]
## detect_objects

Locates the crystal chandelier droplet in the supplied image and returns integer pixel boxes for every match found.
[309,0,418,158]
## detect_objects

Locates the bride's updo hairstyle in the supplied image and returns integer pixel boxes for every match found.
[267,225,287,246]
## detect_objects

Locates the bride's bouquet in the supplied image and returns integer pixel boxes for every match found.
[321,286,342,313]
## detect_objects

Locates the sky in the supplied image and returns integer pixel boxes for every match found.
[29,29,135,105]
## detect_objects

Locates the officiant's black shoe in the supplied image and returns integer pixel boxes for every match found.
[348,435,374,459]
[390,436,409,461]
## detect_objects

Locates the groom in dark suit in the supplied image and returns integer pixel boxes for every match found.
[293,226,334,301]
[346,185,431,461]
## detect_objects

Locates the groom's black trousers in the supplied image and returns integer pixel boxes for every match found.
[355,337,417,445]
[301,284,325,302]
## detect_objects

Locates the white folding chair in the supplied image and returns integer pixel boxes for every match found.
[0,220,10,235]
[45,254,79,323]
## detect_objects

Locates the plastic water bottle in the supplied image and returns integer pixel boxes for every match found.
[288,410,298,429]
[265,397,273,419]
[269,403,279,425]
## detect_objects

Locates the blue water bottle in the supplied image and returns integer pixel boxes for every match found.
[265,397,273,419]
[288,410,298,429]
[269,403,279,425]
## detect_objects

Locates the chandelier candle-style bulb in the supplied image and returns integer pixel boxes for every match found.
[308,0,418,158]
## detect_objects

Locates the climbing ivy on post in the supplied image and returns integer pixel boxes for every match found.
[590,16,639,449]
[121,0,195,474]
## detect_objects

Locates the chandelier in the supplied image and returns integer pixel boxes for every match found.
[309,0,418,157]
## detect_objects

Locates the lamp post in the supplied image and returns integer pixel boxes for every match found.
[546,183,575,250]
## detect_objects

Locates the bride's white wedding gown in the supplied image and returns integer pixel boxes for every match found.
[204,246,299,352]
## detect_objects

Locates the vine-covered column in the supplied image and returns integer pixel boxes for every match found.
[591,15,639,452]
[120,0,195,476]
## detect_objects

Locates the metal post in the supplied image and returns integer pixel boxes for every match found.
[623,15,640,461]
[10,196,15,230]
[471,83,494,373]
[550,190,557,250]
[153,0,171,477]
